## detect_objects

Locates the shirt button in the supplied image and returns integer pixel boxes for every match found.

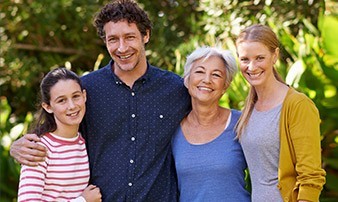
[131,92,135,96]
[130,159,134,164]
[159,114,163,119]
[131,114,136,118]
[128,182,133,187]
[131,137,136,141]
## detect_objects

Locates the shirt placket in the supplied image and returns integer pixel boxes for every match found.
[127,86,138,200]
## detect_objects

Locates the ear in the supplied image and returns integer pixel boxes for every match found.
[222,82,229,94]
[143,30,150,44]
[273,48,280,64]
[82,89,87,102]
[183,76,189,88]
[42,102,53,114]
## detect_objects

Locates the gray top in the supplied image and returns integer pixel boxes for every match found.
[240,104,283,202]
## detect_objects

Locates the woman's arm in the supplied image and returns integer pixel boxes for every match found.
[289,97,326,201]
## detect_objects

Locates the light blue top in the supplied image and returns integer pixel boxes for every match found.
[172,110,250,202]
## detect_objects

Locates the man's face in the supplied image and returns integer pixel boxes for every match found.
[104,20,149,76]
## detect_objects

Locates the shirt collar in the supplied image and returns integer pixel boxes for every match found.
[108,60,154,85]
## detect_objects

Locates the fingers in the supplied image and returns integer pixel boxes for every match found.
[10,134,47,165]
[83,185,102,201]
[87,184,101,194]
[86,184,97,190]
[25,140,47,153]
[87,184,101,192]
[23,133,41,142]
[18,157,40,167]
[15,149,46,166]
[23,133,47,153]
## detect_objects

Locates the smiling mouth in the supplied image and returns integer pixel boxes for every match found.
[247,71,263,78]
[118,54,133,60]
[198,86,213,92]
[67,111,80,117]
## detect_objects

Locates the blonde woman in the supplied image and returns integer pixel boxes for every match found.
[236,24,326,202]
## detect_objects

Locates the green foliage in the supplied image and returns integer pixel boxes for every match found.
[1,0,337,201]
[1,0,107,118]
[0,97,32,201]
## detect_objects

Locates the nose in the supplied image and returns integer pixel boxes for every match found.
[117,39,128,52]
[247,61,255,71]
[202,73,211,83]
[67,100,76,110]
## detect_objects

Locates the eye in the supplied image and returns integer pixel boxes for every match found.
[56,98,65,103]
[240,58,249,63]
[73,93,82,100]
[194,70,204,74]
[212,73,222,78]
[126,35,136,40]
[108,37,117,43]
[257,56,265,61]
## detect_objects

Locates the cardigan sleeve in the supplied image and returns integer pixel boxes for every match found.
[287,93,326,201]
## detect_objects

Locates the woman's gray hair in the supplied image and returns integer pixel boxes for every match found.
[183,46,237,85]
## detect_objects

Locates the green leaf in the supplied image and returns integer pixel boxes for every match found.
[322,15,338,58]
[325,172,338,192]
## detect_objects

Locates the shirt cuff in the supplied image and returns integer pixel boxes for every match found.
[70,196,86,202]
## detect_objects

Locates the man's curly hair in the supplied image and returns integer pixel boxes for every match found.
[93,0,152,41]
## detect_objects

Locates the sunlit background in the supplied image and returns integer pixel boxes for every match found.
[1,0,337,201]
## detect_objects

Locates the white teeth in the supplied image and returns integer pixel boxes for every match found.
[248,72,262,78]
[198,87,212,92]
[120,54,132,59]
[68,112,79,117]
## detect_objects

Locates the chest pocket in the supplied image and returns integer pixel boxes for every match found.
[148,112,181,153]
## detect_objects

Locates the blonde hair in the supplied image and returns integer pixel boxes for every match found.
[235,24,286,138]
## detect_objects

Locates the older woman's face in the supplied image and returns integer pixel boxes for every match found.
[185,55,227,104]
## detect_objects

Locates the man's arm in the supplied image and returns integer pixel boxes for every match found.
[10,134,47,166]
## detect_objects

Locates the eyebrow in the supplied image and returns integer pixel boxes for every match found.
[106,32,137,38]
[53,90,82,101]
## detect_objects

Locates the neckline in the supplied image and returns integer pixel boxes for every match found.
[180,110,233,146]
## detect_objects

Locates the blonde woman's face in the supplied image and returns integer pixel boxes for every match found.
[237,41,278,88]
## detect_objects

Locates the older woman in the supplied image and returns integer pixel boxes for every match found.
[172,47,250,201]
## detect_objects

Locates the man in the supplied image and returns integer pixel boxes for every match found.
[10,0,191,201]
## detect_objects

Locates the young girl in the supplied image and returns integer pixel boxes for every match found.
[17,68,101,202]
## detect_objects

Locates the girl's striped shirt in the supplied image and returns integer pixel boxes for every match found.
[18,132,89,202]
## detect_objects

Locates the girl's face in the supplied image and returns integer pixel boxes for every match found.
[185,55,228,105]
[237,41,278,88]
[42,79,86,131]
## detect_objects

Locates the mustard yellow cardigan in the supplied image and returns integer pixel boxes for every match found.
[278,88,326,202]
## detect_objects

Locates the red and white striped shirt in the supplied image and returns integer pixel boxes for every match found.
[18,132,89,202]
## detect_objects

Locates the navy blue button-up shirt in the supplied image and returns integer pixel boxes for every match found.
[80,61,191,201]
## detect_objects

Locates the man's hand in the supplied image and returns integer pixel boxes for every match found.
[10,134,47,166]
